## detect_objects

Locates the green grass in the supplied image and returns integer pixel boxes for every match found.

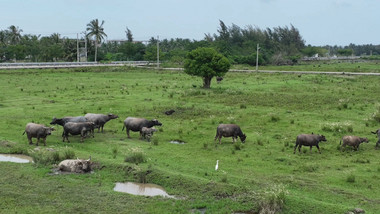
[1,66,380,213]
[233,60,380,73]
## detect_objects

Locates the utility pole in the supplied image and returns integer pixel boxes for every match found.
[83,31,87,62]
[256,43,260,71]
[157,35,159,69]
[76,33,79,62]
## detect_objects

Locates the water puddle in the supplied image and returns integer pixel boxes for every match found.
[169,140,186,144]
[114,182,175,198]
[0,154,33,163]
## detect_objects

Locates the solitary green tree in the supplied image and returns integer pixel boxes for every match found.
[184,47,230,88]
[86,19,107,62]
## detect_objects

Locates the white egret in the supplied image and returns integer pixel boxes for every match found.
[215,160,219,171]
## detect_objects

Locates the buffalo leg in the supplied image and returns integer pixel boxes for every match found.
[36,137,40,146]
[27,135,33,145]
[293,143,298,154]
[43,137,47,146]
[298,145,302,153]
[309,146,313,153]
[316,145,321,154]
[127,129,131,138]
[101,125,104,133]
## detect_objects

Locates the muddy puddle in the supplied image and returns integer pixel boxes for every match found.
[0,154,33,163]
[169,140,186,144]
[114,182,175,198]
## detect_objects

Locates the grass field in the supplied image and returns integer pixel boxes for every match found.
[0,66,380,213]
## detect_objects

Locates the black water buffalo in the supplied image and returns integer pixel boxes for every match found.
[58,157,92,173]
[62,122,95,143]
[340,136,369,151]
[23,123,55,146]
[50,116,88,126]
[371,129,380,149]
[216,76,223,83]
[84,113,118,132]
[122,117,162,138]
[141,127,157,141]
[214,124,246,144]
[294,134,327,154]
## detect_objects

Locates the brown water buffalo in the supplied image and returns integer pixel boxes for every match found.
[23,123,55,146]
[214,124,246,144]
[84,113,118,132]
[50,116,88,126]
[58,157,92,173]
[371,129,380,149]
[141,127,157,141]
[294,134,327,154]
[122,117,162,138]
[62,122,95,143]
[340,136,369,151]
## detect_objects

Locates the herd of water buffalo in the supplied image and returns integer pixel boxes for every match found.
[22,112,380,153]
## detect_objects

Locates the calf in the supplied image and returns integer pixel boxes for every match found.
[58,157,92,173]
[294,134,327,154]
[23,123,55,146]
[62,122,95,143]
[214,124,246,144]
[85,113,118,132]
[141,127,157,142]
[371,129,380,149]
[340,136,369,151]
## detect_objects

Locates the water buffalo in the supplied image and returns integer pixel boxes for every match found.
[141,127,157,141]
[214,124,246,144]
[294,134,327,154]
[50,116,88,126]
[23,123,55,146]
[122,117,162,138]
[58,157,92,173]
[371,129,380,149]
[340,136,369,151]
[216,76,223,83]
[62,122,95,143]
[84,113,118,132]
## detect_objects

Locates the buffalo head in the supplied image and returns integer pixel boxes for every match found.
[240,134,247,143]
[319,135,327,142]
[152,119,162,126]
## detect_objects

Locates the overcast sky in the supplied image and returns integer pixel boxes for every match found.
[1,0,378,46]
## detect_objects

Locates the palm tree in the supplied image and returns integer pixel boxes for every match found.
[86,19,107,62]
[8,25,23,45]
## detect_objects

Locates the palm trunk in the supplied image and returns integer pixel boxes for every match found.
[94,40,98,62]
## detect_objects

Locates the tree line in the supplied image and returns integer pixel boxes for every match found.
[1,20,380,64]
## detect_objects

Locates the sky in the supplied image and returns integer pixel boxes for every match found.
[0,0,379,46]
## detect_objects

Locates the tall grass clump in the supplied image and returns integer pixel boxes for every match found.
[125,150,146,164]
[257,184,288,214]
[62,147,75,159]
[372,105,380,123]
[346,174,356,183]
